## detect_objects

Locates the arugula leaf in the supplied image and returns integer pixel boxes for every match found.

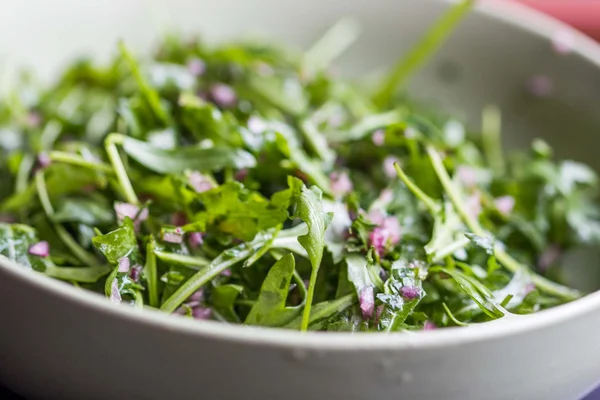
[181,182,289,241]
[92,218,137,264]
[160,229,278,313]
[245,253,300,326]
[288,177,329,331]
[119,135,256,174]
[210,284,244,323]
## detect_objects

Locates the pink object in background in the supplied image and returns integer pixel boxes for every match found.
[513,1,600,41]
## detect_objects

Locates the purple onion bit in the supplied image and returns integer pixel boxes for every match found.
[192,307,212,320]
[188,171,214,193]
[400,285,420,300]
[36,152,52,170]
[186,58,206,76]
[114,202,149,230]
[162,227,184,244]
[423,321,436,331]
[329,171,353,198]
[118,257,131,273]
[28,241,50,257]
[210,83,237,108]
[129,265,142,282]
[188,232,204,248]
[110,279,122,303]
[359,287,375,320]
[372,130,385,146]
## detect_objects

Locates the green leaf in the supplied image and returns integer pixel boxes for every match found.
[245,253,299,326]
[91,218,137,264]
[0,223,109,282]
[283,294,356,330]
[53,197,115,226]
[182,182,290,241]
[288,177,329,331]
[377,260,426,332]
[431,265,505,319]
[160,229,278,313]
[210,284,244,323]
[120,135,256,174]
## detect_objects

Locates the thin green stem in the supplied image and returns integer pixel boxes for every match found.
[481,105,505,175]
[300,264,319,332]
[49,151,115,174]
[35,171,98,266]
[145,238,159,307]
[154,250,211,269]
[105,133,139,205]
[15,154,34,194]
[426,145,580,300]
[432,236,470,262]
[394,162,439,214]
[292,269,308,305]
[372,0,475,107]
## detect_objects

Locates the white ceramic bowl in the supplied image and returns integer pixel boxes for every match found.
[2,1,600,399]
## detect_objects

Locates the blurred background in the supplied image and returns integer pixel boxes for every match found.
[514,1,600,41]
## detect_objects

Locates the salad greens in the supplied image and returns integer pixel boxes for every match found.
[0,0,598,332]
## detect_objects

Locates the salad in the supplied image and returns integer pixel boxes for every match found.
[0,0,598,332]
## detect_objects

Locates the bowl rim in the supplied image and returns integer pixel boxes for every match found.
[3,0,600,351]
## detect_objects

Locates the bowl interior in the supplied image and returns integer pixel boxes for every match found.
[2,0,600,290]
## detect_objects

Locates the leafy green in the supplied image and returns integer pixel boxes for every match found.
[92,218,137,264]
[119,135,256,174]
[245,253,300,326]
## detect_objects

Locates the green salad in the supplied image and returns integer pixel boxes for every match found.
[1,1,598,332]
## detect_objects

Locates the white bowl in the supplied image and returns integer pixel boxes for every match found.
[2,1,600,399]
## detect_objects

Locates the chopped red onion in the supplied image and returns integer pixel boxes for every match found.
[163,230,184,244]
[188,232,204,248]
[330,171,353,198]
[189,288,205,302]
[37,152,52,169]
[368,214,402,257]
[28,241,49,257]
[374,304,385,324]
[494,195,515,216]
[171,212,188,227]
[423,321,436,331]
[465,192,482,220]
[367,209,386,225]
[371,130,385,146]
[527,75,553,97]
[129,264,142,282]
[114,202,149,229]
[110,279,122,303]
[359,287,375,320]
[187,58,206,76]
[552,30,574,55]
[192,307,212,320]
[383,156,400,178]
[210,83,237,108]
[188,171,214,193]
[400,285,420,300]
[118,257,131,273]
[456,165,478,188]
